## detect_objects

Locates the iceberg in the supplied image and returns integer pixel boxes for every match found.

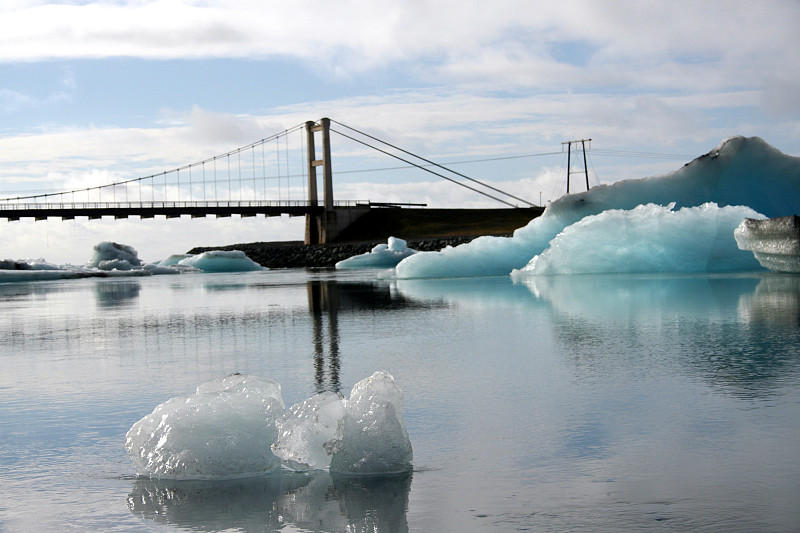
[87,241,143,271]
[127,371,412,480]
[125,374,285,480]
[156,254,194,266]
[513,203,764,276]
[336,237,416,269]
[734,215,800,273]
[177,250,266,272]
[396,136,800,278]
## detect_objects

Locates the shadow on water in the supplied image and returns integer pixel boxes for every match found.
[128,470,412,533]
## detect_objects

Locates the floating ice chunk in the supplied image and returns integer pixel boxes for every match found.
[734,215,800,273]
[336,237,416,269]
[156,254,194,266]
[272,391,346,471]
[328,371,413,474]
[125,374,285,480]
[87,241,142,271]
[177,250,266,272]
[0,269,84,283]
[142,263,182,275]
[513,203,764,276]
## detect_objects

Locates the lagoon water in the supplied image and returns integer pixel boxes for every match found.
[1,268,800,532]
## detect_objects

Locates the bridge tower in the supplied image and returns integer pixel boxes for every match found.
[304,118,368,245]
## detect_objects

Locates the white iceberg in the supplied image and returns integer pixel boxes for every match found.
[125,374,285,480]
[177,250,266,272]
[336,237,416,269]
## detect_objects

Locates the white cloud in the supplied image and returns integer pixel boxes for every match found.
[1,0,797,93]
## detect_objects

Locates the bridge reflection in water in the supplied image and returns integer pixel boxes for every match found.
[308,280,342,394]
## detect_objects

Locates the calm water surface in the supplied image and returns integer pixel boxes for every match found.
[1,269,799,532]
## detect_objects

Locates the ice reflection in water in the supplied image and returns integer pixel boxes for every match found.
[128,471,411,533]
[519,273,800,399]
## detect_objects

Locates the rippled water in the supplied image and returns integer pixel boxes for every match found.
[1,269,799,531]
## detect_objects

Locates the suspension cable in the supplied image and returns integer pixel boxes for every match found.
[330,128,518,207]
[330,119,535,207]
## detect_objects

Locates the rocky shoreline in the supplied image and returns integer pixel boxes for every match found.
[188,235,496,269]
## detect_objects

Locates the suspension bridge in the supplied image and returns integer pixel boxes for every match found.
[0,118,541,244]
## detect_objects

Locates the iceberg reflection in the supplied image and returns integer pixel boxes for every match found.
[128,471,411,533]
[521,273,800,399]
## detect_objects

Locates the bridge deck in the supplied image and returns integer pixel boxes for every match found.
[0,200,372,221]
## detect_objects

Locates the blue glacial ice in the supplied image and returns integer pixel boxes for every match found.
[396,136,800,278]
[513,203,764,276]
[177,250,267,272]
[127,371,412,480]
[336,237,416,269]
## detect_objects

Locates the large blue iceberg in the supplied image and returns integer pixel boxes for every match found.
[396,136,800,278]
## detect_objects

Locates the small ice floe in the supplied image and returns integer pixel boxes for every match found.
[126,371,413,480]
[735,215,800,273]
[335,237,416,269]
[177,250,266,272]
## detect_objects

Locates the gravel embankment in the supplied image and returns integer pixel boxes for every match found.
[187,235,497,269]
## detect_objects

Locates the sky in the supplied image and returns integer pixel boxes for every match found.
[1,0,799,264]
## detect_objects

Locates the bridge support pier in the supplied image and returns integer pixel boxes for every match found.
[305,118,367,244]
[306,206,370,245]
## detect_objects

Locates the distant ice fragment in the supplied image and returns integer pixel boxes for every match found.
[272,391,346,471]
[734,215,800,273]
[336,237,416,269]
[125,374,285,480]
[87,241,143,271]
[328,371,413,474]
[156,254,194,266]
[177,250,266,272]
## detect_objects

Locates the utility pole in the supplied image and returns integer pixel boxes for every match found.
[561,138,592,193]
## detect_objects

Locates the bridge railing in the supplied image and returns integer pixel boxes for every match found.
[0,199,370,210]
